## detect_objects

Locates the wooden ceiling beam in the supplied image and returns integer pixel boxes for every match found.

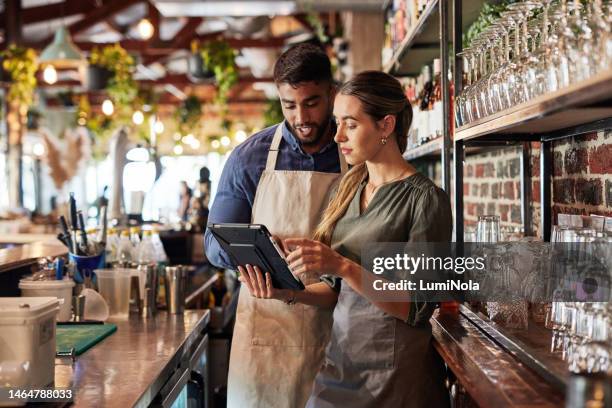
[50,0,144,40]
[45,93,267,107]
[24,36,285,55]
[0,0,94,26]
[36,74,274,88]
[143,17,203,65]
[146,1,161,46]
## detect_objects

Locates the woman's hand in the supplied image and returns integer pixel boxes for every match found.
[283,238,352,278]
[238,264,292,302]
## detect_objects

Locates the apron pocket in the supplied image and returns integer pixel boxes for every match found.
[252,299,304,347]
[329,304,397,370]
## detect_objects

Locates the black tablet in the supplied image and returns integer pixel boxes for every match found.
[209,223,305,291]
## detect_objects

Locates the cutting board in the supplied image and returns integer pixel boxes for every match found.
[56,324,117,355]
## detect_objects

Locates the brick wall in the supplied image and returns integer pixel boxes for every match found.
[429,129,612,238]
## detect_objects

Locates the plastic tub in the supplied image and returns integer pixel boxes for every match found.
[95,269,131,318]
[19,278,75,322]
[0,297,60,388]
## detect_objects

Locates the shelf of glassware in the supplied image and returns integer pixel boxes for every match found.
[454,69,612,142]
[383,0,439,75]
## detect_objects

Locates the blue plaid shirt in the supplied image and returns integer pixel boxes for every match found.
[204,121,341,269]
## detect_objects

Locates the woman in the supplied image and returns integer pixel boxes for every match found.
[239,71,452,407]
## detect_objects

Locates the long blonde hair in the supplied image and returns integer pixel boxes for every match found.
[313,71,412,245]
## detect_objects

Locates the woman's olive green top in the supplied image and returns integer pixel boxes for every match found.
[308,172,452,408]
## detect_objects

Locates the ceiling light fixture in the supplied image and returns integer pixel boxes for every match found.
[137,18,155,40]
[39,27,85,69]
[102,99,114,116]
[43,65,58,84]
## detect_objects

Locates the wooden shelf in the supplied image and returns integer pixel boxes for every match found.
[403,137,443,160]
[455,69,612,142]
[383,0,439,75]
[383,0,485,76]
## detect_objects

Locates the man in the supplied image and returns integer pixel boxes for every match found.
[204,43,347,407]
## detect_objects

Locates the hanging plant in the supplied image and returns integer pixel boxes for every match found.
[175,95,202,135]
[75,94,113,160]
[188,40,215,82]
[89,44,138,107]
[198,40,239,106]
[1,45,39,110]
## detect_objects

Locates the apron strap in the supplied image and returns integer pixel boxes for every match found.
[265,124,284,171]
[265,122,349,174]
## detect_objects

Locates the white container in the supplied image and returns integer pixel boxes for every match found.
[19,278,75,322]
[0,297,60,388]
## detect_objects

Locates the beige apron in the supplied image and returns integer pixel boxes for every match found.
[227,124,348,408]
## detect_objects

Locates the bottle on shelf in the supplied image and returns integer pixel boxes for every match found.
[418,65,433,145]
[105,227,119,265]
[129,226,141,260]
[116,230,134,266]
[151,228,168,264]
[137,230,156,265]
[431,58,443,140]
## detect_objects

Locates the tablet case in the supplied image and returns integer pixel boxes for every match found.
[210,224,305,290]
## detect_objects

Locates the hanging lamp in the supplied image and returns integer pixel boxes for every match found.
[39,26,85,68]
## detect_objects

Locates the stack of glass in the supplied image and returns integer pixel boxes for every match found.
[456,0,612,127]
[547,225,612,374]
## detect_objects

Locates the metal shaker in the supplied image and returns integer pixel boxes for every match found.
[164,266,186,314]
[137,264,158,317]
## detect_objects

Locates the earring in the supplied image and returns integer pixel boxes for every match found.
[381,138,388,145]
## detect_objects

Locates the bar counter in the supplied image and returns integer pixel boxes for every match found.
[0,242,67,274]
[431,310,564,408]
[54,310,210,408]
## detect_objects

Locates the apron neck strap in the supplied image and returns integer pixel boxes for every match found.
[265,124,284,171]
[265,122,349,174]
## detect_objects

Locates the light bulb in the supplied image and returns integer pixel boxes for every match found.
[234,130,247,143]
[43,65,57,85]
[102,99,114,116]
[137,18,155,40]
[154,121,164,134]
[173,144,184,155]
[33,142,45,157]
[191,139,200,149]
[221,136,231,146]
[211,140,221,149]
[132,110,144,125]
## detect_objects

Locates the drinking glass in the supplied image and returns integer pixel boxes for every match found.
[476,215,500,243]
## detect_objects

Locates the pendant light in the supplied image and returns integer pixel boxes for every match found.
[39,26,85,68]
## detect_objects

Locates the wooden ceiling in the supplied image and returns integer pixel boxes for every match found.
[0,0,330,109]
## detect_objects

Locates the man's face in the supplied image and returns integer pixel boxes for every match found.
[277,81,335,146]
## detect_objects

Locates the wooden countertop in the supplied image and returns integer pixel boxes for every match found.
[0,233,58,244]
[54,310,210,408]
[0,242,67,274]
[431,310,564,408]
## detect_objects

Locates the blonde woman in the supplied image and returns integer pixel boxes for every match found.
[240,71,452,407]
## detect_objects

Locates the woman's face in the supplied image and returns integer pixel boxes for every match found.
[333,94,393,166]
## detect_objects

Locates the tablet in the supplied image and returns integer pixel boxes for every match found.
[209,223,305,291]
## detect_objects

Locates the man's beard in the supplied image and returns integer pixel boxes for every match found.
[289,115,332,146]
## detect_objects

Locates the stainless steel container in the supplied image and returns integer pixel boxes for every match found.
[138,264,158,317]
[164,266,186,314]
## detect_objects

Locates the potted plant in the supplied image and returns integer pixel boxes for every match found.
[198,40,239,105]
[87,47,113,90]
[188,40,215,82]
[87,44,138,107]
[176,95,202,134]
[1,45,39,110]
